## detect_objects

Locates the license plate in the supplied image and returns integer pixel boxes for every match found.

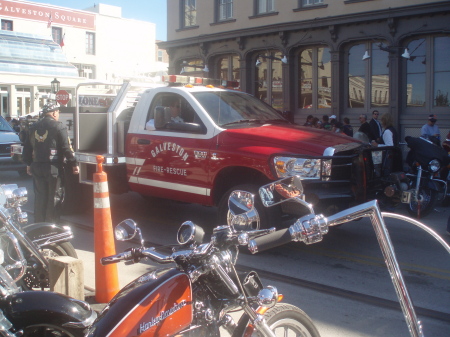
[372,151,382,165]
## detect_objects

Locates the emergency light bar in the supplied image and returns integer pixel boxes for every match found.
[162,75,240,89]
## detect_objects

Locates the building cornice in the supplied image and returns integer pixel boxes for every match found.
[159,2,450,49]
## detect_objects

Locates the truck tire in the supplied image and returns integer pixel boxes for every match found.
[218,184,281,230]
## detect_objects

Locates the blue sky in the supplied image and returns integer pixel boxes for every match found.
[33,0,167,40]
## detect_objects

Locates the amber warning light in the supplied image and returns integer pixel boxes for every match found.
[162,75,240,89]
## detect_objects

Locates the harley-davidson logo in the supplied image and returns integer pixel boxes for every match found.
[138,300,187,334]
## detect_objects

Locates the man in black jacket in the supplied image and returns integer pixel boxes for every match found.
[22,103,79,223]
[369,110,382,143]
[358,114,374,142]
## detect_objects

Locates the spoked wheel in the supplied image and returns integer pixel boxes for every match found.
[407,186,438,219]
[18,242,77,291]
[22,324,78,337]
[251,303,321,337]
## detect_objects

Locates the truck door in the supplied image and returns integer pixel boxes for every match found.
[127,92,213,205]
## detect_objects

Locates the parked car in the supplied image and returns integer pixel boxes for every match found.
[0,116,26,177]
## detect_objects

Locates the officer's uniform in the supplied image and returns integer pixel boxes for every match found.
[22,104,76,223]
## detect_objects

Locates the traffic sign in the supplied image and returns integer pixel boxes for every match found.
[56,90,70,105]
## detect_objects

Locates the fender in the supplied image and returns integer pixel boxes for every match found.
[22,222,74,247]
[4,291,96,332]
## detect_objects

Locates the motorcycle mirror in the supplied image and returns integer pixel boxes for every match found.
[115,219,138,241]
[0,184,19,208]
[259,176,304,207]
[227,191,260,231]
[11,187,27,207]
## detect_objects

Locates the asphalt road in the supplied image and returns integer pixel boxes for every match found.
[2,171,449,337]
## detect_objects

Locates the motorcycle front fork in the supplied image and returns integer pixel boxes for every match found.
[413,166,422,202]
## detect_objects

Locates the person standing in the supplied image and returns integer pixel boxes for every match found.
[322,115,331,131]
[358,114,374,141]
[369,110,382,143]
[421,114,440,143]
[22,103,79,223]
[371,112,398,147]
[342,117,353,137]
[303,115,314,127]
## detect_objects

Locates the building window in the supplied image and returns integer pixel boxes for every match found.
[52,27,62,45]
[434,36,450,107]
[218,0,233,21]
[298,46,331,110]
[405,35,450,108]
[347,42,389,109]
[180,58,205,75]
[256,0,275,14]
[74,64,95,79]
[217,54,240,86]
[1,20,13,31]
[301,0,324,7]
[183,0,197,27]
[86,32,95,55]
[157,50,163,62]
[255,50,284,110]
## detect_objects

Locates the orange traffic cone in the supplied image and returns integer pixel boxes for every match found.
[93,155,119,303]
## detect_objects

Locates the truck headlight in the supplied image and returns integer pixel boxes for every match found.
[274,156,325,179]
[428,159,440,172]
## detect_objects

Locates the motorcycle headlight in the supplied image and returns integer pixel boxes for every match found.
[428,159,440,172]
[274,156,328,180]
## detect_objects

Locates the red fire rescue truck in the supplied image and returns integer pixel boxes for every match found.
[65,77,401,228]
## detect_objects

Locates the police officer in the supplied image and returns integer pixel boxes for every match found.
[22,103,79,223]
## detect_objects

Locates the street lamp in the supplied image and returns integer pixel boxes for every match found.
[51,78,60,94]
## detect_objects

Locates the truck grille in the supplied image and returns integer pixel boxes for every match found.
[326,143,400,183]
[0,143,13,157]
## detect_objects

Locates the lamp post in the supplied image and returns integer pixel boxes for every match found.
[51,78,60,94]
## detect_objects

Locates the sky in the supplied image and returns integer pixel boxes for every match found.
[32,0,167,40]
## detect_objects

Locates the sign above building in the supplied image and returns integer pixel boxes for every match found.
[0,0,96,30]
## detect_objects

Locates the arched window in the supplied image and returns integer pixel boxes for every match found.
[298,46,331,110]
[348,42,389,109]
[217,54,240,86]
[255,50,284,110]
[405,35,450,109]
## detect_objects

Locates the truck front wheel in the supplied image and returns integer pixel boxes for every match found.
[218,184,281,230]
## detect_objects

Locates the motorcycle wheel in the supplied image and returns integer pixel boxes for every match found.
[407,186,438,218]
[251,303,320,337]
[18,242,78,291]
[218,184,281,230]
[22,324,79,337]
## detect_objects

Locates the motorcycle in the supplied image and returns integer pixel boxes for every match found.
[0,254,96,337]
[402,136,450,218]
[0,184,77,290]
[0,207,97,336]
[84,175,449,337]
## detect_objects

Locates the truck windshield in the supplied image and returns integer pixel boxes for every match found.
[0,117,14,132]
[192,91,287,127]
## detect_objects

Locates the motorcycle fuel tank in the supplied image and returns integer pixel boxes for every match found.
[87,268,193,337]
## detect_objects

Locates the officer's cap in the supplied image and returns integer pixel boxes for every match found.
[42,103,60,114]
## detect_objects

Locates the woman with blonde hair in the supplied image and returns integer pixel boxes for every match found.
[371,112,398,147]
